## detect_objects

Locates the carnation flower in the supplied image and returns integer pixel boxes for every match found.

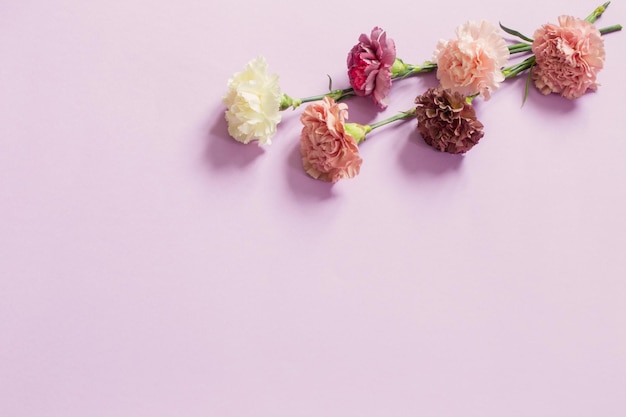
[300,97,363,182]
[415,87,484,154]
[531,15,605,99]
[223,56,282,146]
[433,20,510,99]
[347,27,396,109]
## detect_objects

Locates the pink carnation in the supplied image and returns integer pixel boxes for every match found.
[347,27,396,109]
[300,97,362,183]
[531,15,605,99]
[433,20,509,99]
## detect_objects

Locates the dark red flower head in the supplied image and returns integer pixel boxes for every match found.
[415,87,484,154]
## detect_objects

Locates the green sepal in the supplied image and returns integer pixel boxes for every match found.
[344,123,372,144]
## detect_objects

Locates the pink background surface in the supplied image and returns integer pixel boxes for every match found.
[1,1,625,416]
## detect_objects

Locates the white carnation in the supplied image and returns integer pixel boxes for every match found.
[223,56,282,146]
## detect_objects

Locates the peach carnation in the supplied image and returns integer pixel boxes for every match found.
[531,15,605,99]
[433,20,509,99]
[347,26,396,109]
[300,97,362,182]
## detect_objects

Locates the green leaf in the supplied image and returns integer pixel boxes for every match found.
[522,64,534,107]
[499,22,534,43]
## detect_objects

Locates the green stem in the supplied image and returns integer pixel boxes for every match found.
[402,62,438,77]
[369,108,416,131]
[390,58,437,78]
[503,56,536,79]
[586,1,610,23]
[600,24,622,35]
[280,88,355,110]
[299,88,355,104]
[508,43,533,54]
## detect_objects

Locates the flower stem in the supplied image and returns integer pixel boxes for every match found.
[369,108,417,131]
[503,56,536,79]
[402,62,438,77]
[586,1,610,23]
[299,88,355,104]
[280,88,355,110]
[508,43,532,54]
[390,58,437,78]
[600,24,622,35]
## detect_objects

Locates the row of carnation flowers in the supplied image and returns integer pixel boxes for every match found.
[223,2,621,183]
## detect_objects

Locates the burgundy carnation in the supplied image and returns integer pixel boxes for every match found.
[347,27,396,109]
[415,88,484,154]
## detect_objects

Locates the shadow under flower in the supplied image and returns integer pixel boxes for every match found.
[286,143,336,201]
[341,94,384,124]
[203,109,265,171]
[504,75,578,114]
[398,129,464,176]
[525,86,578,114]
[411,72,440,94]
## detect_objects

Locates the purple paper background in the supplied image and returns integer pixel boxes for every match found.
[1,1,625,416]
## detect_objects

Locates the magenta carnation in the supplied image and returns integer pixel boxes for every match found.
[347,26,396,109]
[531,15,605,99]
